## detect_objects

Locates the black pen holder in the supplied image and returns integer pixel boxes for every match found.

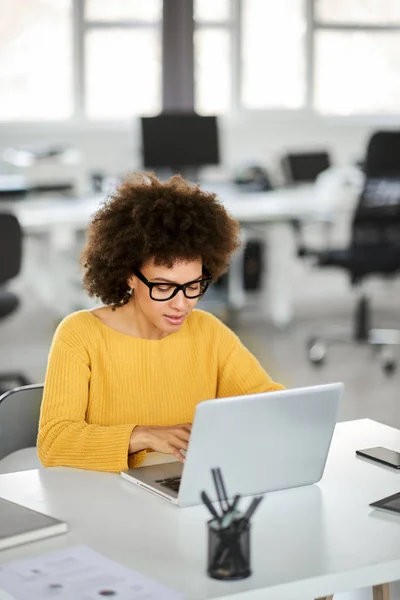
[207,518,251,580]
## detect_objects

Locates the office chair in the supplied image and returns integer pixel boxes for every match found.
[0,213,30,394]
[0,383,43,461]
[298,131,400,374]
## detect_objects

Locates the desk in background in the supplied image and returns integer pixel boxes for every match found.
[0,419,399,600]
[5,180,355,327]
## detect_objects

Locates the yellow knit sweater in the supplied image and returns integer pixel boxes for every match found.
[38,309,284,472]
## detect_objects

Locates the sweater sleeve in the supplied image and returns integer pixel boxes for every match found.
[214,318,285,398]
[38,328,146,472]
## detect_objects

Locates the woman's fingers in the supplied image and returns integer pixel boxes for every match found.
[170,434,189,452]
[169,445,185,462]
[173,428,190,443]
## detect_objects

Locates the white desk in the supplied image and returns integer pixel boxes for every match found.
[11,185,332,233]
[6,182,346,327]
[1,419,400,600]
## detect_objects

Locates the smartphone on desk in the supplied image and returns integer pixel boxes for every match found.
[356,446,400,469]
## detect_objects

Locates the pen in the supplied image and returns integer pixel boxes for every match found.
[211,468,230,514]
[220,494,241,529]
[229,494,241,514]
[216,468,229,510]
[201,490,221,522]
[238,495,264,531]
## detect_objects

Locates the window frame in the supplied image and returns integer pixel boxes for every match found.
[234,0,400,121]
[193,0,239,114]
[1,0,400,128]
[311,0,400,119]
[80,0,162,121]
[0,0,162,129]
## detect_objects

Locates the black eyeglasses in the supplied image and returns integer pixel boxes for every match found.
[133,269,212,302]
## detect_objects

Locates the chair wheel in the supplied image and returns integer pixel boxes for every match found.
[308,341,326,366]
[382,359,397,375]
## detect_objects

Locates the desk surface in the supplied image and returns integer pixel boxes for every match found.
[1,419,400,600]
[4,184,334,234]
[3,183,334,328]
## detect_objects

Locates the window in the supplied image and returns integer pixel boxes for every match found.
[2,1,400,122]
[84,0,162,119]
[194,0,306,114]
[194,0,232,115]
[194,0,307,114]
[0,0,73,121]
[194,0,230,23]
[85,29,161,119]
[314,0,400,114]
[194,0,400,116]
[194,28,231,115]
[241,0,306,110]
[315,0,400,25]
[315,31,400,115]
[85,0,162,23]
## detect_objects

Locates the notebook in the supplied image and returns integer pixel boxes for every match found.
[0,497,68,551]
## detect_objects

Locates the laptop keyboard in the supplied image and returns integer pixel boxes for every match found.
[155,476,181,492]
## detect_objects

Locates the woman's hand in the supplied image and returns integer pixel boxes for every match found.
[129,423,192,463]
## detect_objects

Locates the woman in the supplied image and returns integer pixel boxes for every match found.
[38,173,284,472]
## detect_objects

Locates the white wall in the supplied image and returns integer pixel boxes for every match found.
[222,113,374,174]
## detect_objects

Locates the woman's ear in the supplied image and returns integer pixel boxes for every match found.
[127,274,136,289]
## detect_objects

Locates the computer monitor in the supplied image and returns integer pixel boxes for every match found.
[140,113,220,177]
[283,151,331,184]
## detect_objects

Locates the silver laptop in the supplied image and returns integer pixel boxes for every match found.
[120,383,343,507]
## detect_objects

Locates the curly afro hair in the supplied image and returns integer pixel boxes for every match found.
[81,172,241,307]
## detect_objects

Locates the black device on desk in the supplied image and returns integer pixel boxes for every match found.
[370,491,400,514]
[233,165,273,192]
[356,446,400,469]
[282,151,331,184]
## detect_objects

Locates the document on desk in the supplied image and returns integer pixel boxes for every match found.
[0,545,184,600]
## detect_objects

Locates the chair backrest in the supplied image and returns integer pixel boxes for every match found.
[0,213,22,284]
[0,383,43,460]
[352,131,400,253]
[364,131,400,178]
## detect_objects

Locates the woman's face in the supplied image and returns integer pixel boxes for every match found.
[127,258,204,338]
